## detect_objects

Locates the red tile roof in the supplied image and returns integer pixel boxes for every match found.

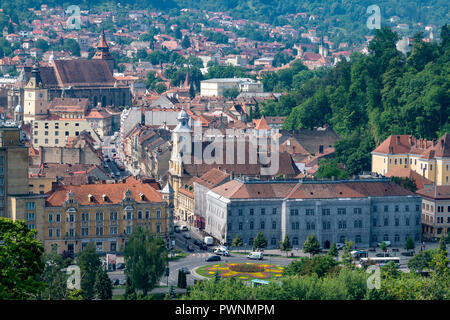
[385,167,433,189]
[46,177,163,206]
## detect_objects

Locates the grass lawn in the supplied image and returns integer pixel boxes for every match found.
[196,262,284,281]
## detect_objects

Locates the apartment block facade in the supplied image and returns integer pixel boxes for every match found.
[205,178,422,248]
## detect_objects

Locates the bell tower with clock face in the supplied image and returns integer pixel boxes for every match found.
[23,66,49,123]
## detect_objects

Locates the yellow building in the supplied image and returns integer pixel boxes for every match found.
[371,133,450,185]
[40,177,169,254]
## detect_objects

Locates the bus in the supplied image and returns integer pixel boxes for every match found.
[359,257,400,268]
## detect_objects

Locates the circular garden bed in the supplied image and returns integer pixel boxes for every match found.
[196,263,284,281]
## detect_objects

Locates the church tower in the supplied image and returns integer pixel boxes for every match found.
[23,66,48,123]
[92,31,114,73]
[168,107,192,200]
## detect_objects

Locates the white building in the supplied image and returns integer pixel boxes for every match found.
[200,78,263,97]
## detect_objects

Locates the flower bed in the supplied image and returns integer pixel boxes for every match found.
[197,263,284,281]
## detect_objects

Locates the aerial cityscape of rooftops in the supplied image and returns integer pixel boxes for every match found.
[0,0,449,304]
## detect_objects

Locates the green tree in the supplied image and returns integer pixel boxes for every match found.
[316,159,349,179]
[95,268,112,300]
[404,237,415,252]
[231,234,243,249]
[0,218,45,299]
[39,253,70,300]
[177,269,187,289]
[380,242,388,256]
[63,38,80,56]
[302,234,321,256]
[35,39,49,52]
[76,242,102,300]
[327,243,339,258]
[124,226,168,296]
[181,35,190,49]
[223,87,240,99]
[253,232,268,250]
[342,240,355,268]
[280,235,293,257]
[438,236,448,256]
[408,249,437,273]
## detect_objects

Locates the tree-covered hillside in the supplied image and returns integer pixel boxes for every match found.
[260,26,449,175]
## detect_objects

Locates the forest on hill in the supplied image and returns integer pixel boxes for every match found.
[256,26,449,175]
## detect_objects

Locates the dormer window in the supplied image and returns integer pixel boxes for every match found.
[139,193,145,201]
[102,194,108,202]
[88,194,94,202]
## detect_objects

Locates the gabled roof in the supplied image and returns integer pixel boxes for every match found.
[46,177,163,207]
[385,167,433,190]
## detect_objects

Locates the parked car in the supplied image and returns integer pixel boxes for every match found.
[214,248,230,256]
[247,252,263,260]
[193,239,203,246]
[183,233,191,239]
[378,241,392,247]
[375,253,390,257]
[180,267,190,274]
[335,243,345,250]
[186,245,194,252]
[119,279,126,285]
[401,251,415,256]
[199,243,208,250]
[206,255,221,262]
[116,263,125,270]
[113,279,120,286]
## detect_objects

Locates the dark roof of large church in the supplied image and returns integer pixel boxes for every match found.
[52,60,116,87]
[26,60,116,88]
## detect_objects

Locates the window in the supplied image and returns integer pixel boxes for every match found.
[354,220,362,228]
[249,238,254,246]
[260,221,265,229]
[405,205,409,212]
[373,218,377,227]
[354,208,362,214]
[238,209,243,216]
[96,227,103,236]
[48,213,53,223]
[384,205,388,212]
[383,234,389,241]
[48,228,53,238]
[156,210,161,219]
[56,228,60,237]
[292,237,299,245]
[261,208,265,215]
[272,221,276,229]
[373,205,378,212]
[395,205,399,212]
[138,211,142,219]
[82,227,89,236]
[250,221,254,230]
[55,139,59,144]
[109,211,117,221]
[26,202,35,210]
[338,220,347,229]
[306,209,315,216]
[355,235,361,243]
[156,223,161,233]
[416,205,420,212]
[96,212,104,221]
[239,222,243,231]
[306,222,315,230]
[26,213,35,221]
[250,209,254,216]
[338,208,346,215]
[69,214,75,222]
[56,213,61,223]
[384,217,389,226]
[322,221,331,230]
[405,218,410,226]
[272,208,277,215]
[322,208,330,216]
[271,237,277,246]
[395,218,399,226]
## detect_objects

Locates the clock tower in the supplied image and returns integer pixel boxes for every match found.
[23,66,48,123]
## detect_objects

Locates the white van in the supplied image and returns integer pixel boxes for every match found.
[204,236,214,245]
[247,252,263,260]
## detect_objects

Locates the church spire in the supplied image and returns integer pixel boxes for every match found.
[92,30,114,73]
